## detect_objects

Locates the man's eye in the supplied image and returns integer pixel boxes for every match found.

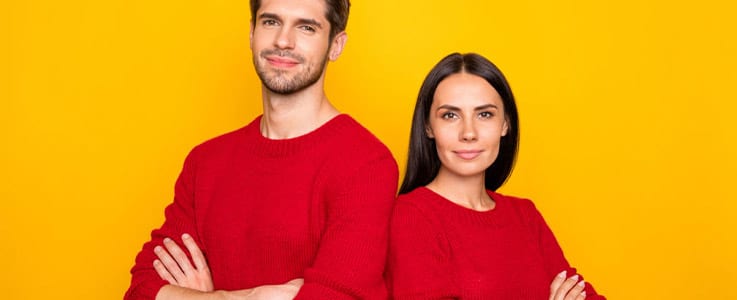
[262,19,278,26]
[300,25,316,32]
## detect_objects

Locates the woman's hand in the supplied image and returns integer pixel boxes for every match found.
[153,233,214,292]
[549,270,586,300]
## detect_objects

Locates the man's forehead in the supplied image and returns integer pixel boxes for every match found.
[257,0,327,21]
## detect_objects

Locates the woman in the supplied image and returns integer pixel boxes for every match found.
[387,53,605,299]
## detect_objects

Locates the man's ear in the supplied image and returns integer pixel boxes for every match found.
[328,32,347,61]
[249,21,254,50]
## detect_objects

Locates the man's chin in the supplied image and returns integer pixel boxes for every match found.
[263,81,301,95]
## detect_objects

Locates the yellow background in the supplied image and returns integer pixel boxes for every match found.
[3,0,736,299]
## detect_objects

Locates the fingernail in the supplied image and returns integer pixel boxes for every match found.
[153,259,160,266]
[154,246,162,252]
[581,291,586,297]
[577,280,585,287]
[164,238,172,243]
[182,233,191,240]
[557,270,567,278]
[570,275,579,281]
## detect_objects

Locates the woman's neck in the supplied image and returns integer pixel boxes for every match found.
[426,170,495,212]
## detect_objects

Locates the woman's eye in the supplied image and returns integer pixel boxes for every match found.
[441,112,458,120]
[479,111,493,118]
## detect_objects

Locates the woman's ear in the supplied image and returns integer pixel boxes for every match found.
[502,118,510,137]
[425,126,435,139]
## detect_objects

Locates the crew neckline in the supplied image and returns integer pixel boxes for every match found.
[242,114,353,157]
[417,186,507,225]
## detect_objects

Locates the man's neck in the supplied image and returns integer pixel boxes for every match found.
[260,83,340,139]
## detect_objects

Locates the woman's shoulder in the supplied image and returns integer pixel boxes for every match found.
[395,187,470,222]
[395,187,437,212]
[489,191,542,216]
[397,186,430,201]
[392,188,448,233]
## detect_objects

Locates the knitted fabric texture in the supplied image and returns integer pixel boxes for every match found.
[387,187,605,299]
[125,115,399,299]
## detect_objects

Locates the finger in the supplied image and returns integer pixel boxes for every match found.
[153,259,177,284]
[285,278,304,287]
[181,233,208,272]
[565,280,586,300]
[163,237,195,275]
[549,270,567,299]
[280,280,303,296]
[553,274,579,300]
[576,291,587,300]
[154,245,186,283]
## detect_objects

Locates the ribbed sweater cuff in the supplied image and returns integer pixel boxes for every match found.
[294,282,353,300]
[125,278,168,300]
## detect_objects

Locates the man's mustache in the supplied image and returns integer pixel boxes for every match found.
[260,49,305,63]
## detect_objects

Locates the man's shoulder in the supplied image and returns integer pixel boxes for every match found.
[189,117,260,156]
[332,114,393,156]
[315,115,398,177]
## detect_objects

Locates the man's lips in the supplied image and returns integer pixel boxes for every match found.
[454,150,483,160]
[266,56,299,67]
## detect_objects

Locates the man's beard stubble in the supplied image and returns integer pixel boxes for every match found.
[254,49,329,95]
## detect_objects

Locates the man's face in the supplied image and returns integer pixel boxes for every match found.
[250,0,336,95]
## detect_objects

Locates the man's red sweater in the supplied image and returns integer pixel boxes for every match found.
[387,187,605,299]
[125,115,399,299]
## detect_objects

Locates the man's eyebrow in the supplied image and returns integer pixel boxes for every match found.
[257,13,282,22]
[257,13,323,29]
[297,18,323,29]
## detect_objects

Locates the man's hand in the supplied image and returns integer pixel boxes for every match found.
[153,233,214,292]
[153,233,303,300]
[241,279,304,299]
[549,270,587,300]
[156,278,303,300]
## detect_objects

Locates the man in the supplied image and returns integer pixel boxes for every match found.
[124,0,398,299]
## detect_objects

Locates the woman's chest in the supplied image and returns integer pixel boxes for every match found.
[445,221,550,297]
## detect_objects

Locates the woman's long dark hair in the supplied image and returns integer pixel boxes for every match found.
[399,52,520,194]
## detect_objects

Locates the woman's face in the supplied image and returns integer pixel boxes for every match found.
[427,72,509,180]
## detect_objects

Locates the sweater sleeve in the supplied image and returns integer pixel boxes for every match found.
[124,148,203,300]
[387,201,458,300]
[293,153,399,300]
[526,201,606,299]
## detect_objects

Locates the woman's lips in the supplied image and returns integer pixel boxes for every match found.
[454,150,483,160]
